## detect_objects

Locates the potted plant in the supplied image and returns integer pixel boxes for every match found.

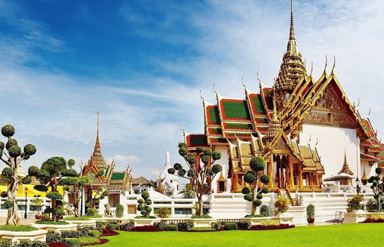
[274,196,290,217]
[31,198,43,220]
[306,204,315,223]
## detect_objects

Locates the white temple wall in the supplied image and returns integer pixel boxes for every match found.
[300,124,360,180]
[211,145,230,193]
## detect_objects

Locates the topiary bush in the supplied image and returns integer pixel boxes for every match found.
[46,230,62,243]
[108,224,120,231]
[224,222,238,230]
[165,225,178,231]
[121,222,134,231]
[89,229,100,238]
[63,238,81,247]
[274,197,290,215]
[115,203,124,218]
[260,204,270,217]
[137,191,152,217]
[177,222,192,230]
[61,230,80,238]
[306,204,315,219]
[155,207,171,218]
[86,208,97,217]
[236,221,251,229]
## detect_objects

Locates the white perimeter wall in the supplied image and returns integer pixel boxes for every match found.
[300,124,360,180]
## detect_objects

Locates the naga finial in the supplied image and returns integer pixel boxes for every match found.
[308,134,312,143]
[257,71,263,89]
[241,77,247,91]
[331,56,336,75]
[315,138,318,147]
[367,107,371,117]
[310,61,314,78]
[323,55,328,75]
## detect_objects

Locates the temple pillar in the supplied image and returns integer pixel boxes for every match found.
[289,156,294,189]
[298,165,303,189]
[268,155,274,188]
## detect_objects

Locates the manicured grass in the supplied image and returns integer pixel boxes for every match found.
[0,225,38,231]
[102,224,384,247]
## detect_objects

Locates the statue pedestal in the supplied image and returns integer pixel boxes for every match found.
[343,210,366,224]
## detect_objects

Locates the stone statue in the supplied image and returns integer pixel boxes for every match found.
[104,204,112,217]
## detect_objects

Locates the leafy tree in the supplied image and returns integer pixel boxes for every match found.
[241,156,270,215]
[29,157,71,221]
[137,191,152,217]
[58,160,90,217]
[31,198,44,217]
[168,143,222,216]
[180,184,195,199]
[115,203,124,218]
[155,207,171,218]
[368,167,384,211]
[85,169,108,210]
[0,124,36,225]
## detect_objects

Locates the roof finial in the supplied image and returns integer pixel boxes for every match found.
[289,0,295,41]
[310,61,314,78]
[199,90,205,105]
[323,55,328,75]
[241,77,247,92]
[331,56,336,75]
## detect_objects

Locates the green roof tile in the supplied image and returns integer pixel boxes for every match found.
[251,95,266,114]
[222,101,250,120]
[111,173,125,180]
[208,107,220,124]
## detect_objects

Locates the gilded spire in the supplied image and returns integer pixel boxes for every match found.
[272,0,306,108]
[95,112,100,150]
[338,152,354,175]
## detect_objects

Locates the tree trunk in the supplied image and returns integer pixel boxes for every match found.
[197,195,204,216]
[251,186,257,216]
[7,164,20,225]
[74,190,80,217]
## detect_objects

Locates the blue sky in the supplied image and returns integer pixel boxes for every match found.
[0,0,383,179]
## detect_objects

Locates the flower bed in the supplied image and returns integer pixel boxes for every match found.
[361,218,384,223]
[129,225,164,232]
[48,243,66,247]
[101,228,119,236]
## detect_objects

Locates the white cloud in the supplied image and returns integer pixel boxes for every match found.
[107,154,141,166]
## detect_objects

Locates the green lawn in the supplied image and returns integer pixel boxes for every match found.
[102,224,384,247]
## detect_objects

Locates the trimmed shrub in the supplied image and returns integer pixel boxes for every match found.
[153,222,166,230]
[108,224,120,231]
[86,208,97,217]
[63,238,81,247]
[236,221,251,229]
[177,222,192,230]
[79,237,99,244]
[306,204,315,219]
[96,222,107,229]
[46,230,62,243]
[115,203,124,218]
[61,230,80,238]
[211,222,224,230]
[155,207,171,218]
[260,205,270,217]
[224,222,238,230]
[121,222,134,231]
[165,225,178,231]
[0,225,38,231]
[0,239,11,247]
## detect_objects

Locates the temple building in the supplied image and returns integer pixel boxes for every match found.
[156,151,179,196]
[183,0,384,194]
[66,113,133,213]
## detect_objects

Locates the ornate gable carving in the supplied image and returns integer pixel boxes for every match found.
[275,138,289,151]
[315,86,344,111]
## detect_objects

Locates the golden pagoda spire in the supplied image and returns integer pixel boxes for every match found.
[287,0,298,55]
[338,152,354,175]
[272,0,306,109]
[95,112,101,150]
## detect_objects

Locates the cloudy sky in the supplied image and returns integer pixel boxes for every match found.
[0,0,383,180]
